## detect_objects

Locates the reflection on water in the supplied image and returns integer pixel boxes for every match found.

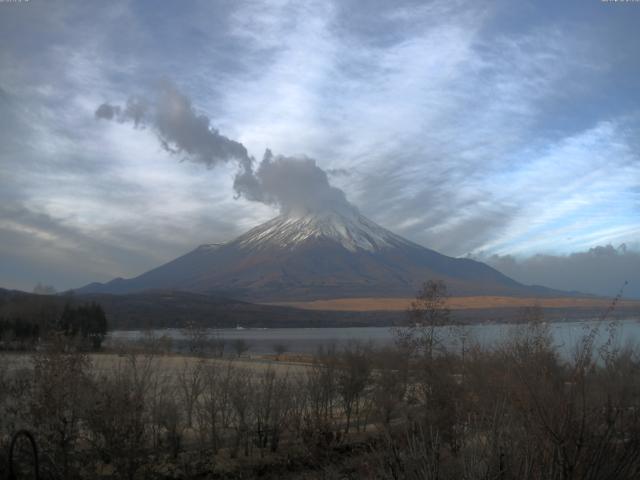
[108,318,640,357]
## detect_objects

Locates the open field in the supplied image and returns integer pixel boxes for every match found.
[268,295,640,312]
[0,351,311,377]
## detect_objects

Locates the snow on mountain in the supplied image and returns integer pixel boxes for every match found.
[76,209,564,301]
[233,210,413,252]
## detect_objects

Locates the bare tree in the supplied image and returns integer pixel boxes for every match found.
[29,335,92,479]
[337,342,372,433]
[155,394,184,459]
[253,367,275,456]
[307,345,338,430]
[177,358,204,428]
[86,354,156,480]
[211,330,226,358]
[401,279,451,359]
[232,338,250,358]
[197,361,235,454]
[183,320,211,355]
[372,348,407,428]
[229,368,253,458]
[273,342,289,360]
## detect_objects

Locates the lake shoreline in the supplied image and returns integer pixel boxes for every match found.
[107,317,640,357]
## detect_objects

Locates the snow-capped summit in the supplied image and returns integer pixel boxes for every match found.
[234,209,413,252]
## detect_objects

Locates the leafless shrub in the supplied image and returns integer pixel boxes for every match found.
[370,346,409,429]
[177,358,204,428]
[273,342,289,360]
[210,331,226,358]
[337,341,372,433]
[0,356,32,474]
[372,425,442,480]
[183,320,211,355]
[395,279,451,359]
[232,338,250,358]
[229,367,253,458]
[29,335,93,479]
[197,361,235,455]
[136,329,173,355]
[85,354,156,480]
[253,367,292,455]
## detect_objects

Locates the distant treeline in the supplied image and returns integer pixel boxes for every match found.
[0,290,107,350]
[0,318,40,343]
[57,302,108,349]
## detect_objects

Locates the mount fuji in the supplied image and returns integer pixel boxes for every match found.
[77,209,559,301]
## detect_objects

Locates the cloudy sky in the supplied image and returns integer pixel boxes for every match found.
[1,0,639,298]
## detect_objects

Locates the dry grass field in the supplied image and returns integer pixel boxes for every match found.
[267,296,640,312]
[0,351,311,376]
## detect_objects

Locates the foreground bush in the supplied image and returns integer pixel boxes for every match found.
[1,317,639,479]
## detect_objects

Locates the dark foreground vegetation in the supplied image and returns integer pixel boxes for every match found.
[0,297,107,351]
[2,283,640,479]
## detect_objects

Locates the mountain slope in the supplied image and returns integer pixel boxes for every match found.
[77,210,563,301]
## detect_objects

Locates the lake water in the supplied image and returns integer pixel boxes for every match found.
[108,318,640,358]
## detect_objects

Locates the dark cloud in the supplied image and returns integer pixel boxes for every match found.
[94,103,120,121]
[96,82,355,216]
[234,149,355,216]
[484,245,640,299]
[96,80,250,167]
[122,96,149,127]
